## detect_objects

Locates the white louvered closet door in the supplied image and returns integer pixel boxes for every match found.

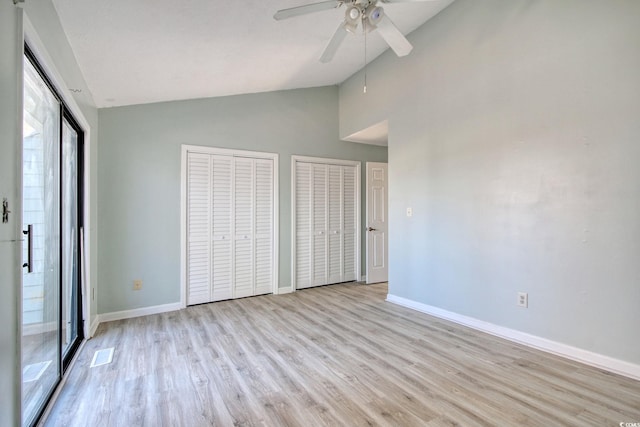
[234,157,254,299]
[312,164,328,286]
[342,165,357,282]
[295,163,313,289]
[187,153,212,305]
[294,160,359,290]
[254,159,274,296]
[186,149,275,305]
[233,157,275,298]
[211,155,233,301]
[327,165,343,284]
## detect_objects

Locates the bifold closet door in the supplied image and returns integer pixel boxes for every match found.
[233,157,254,298]
[186,152,212,305]
[294,162,312,289]
[211,155,233,302]
[254,159,274,296]
[186,152,273,305]
[233,157,274,298]
[294,161,357,290]
[312,164,327,286]
[341,165,357,282]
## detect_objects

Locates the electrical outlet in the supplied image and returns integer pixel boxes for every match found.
[406,207,413,217]
[133,279,143,291]
[517,292,528,308]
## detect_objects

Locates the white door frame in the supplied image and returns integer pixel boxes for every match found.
[24,17,95,338]
[291,155,361,291]
[365,162,388,284]
[180,144,279,308]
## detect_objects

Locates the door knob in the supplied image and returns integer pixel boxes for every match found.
[367,227,377,232]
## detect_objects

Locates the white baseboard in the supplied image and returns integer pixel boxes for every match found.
[386,294,640,381]
[277,285,294,295]
[97,302,182,324]
[89,317,100,338]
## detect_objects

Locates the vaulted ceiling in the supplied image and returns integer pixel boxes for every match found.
[52,0,454,108]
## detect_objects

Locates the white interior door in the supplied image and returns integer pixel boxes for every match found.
[366,162,388,284]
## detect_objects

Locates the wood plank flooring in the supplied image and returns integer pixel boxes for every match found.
[44,283,640,426]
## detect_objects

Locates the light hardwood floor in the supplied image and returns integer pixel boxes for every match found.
[45,283,640,426]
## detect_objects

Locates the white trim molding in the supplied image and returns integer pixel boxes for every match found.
[386,294,640,381]
[97,302,182,324]
[276,285,294,295]
[89,317,100,338]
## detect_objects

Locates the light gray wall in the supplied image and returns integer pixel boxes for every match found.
[98,86,387,314]
[339,0,640,364]
[0,3,23,425]
[24,0,100,330]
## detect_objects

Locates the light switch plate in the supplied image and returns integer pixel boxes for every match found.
[406,207,413,217]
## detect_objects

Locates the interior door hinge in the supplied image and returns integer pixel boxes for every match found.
[2,198,10,223]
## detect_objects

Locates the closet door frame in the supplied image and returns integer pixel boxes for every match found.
[291,155,361,292]
[180,145,279,308]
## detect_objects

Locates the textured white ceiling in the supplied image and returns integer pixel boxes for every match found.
[52,0,454,108]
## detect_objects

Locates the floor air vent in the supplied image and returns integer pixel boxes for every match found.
[90,347,114,368]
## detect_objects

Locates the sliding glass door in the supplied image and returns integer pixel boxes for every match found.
[22,49,84,427]
[22,50,61,427]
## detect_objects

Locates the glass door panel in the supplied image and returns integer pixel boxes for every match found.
[61,120,79,359]
[22,47,84,427]
[22,56,61,427]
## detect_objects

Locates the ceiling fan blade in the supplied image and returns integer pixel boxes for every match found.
[376,15,413,57]
[274,1,342,21]
[320,22,348,63]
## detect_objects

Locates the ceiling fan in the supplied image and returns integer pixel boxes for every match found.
[274,0,438,63]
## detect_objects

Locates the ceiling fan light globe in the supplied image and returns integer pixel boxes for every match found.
[366,5,384,25]
[347,6,361,21]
